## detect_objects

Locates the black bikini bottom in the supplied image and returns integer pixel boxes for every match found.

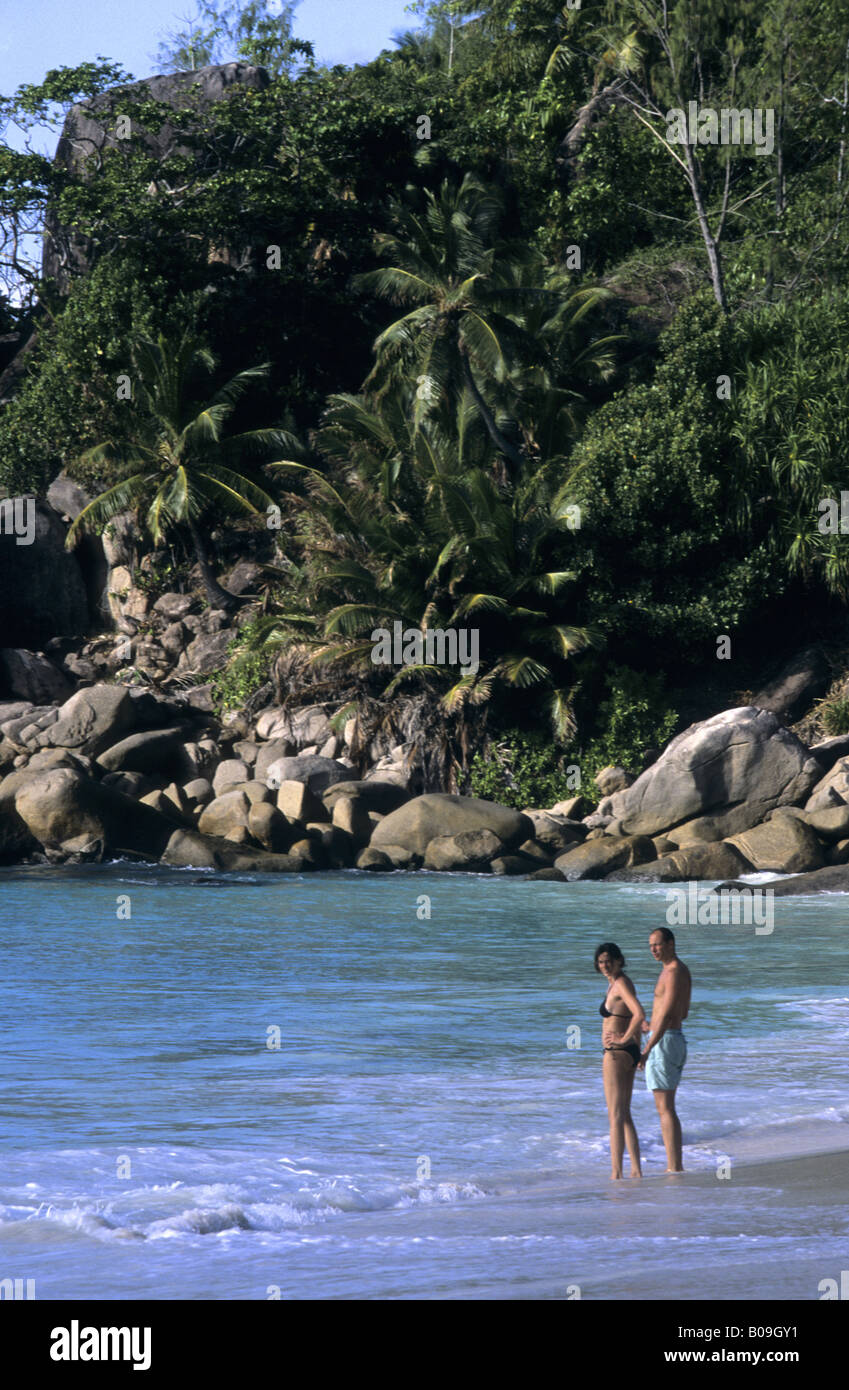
[604,1042,640,1068]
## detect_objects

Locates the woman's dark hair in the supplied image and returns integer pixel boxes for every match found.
[594,942,625,973]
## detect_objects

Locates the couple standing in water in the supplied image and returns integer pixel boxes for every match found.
[594,927,691,1179]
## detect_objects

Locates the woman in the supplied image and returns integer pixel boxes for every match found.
[594,941,646,1180]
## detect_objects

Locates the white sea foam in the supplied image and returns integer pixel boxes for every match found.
[0,1171,489,1243]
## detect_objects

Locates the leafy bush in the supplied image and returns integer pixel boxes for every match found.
[0,259,164,496]
[467,730,581,810]
[133,552,192,598]
[814,687,849,736]
[210,622,272,712]
[577,666,679,804]
[463,668,678,810]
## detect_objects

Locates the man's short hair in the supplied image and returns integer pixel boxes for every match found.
[650,926,675,945]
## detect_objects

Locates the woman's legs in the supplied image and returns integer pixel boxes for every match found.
[602,1051,624,1178]
[622,1060,642,1177]
[603,1049,641,1178]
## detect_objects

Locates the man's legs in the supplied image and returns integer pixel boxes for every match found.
[652,1088,683,1172]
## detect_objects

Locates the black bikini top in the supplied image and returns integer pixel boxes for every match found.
[600,991,629,1019]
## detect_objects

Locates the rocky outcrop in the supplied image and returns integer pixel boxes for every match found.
[0,649,73,703]
[0,503,91,649]
[161,828,305,872]
[550,796,586,819]
[714,864,849,896]
[594,765,633,797]
[424,828,505,872]
[265,754,351,795]
[44,63,271,291]
[614,842,750,882]
[33,686,137,757]
[0,767,38,861]
[554,835,655,880]
[371,794,532,857]
[808,734,849,774]
[804,757,849,812]
[8,655,849,888]
[255,704,333,747]
[602,707,821,838]
[96,726,190,775]
[275,779,327,823]
[331,795,371,843]
[356,846,394,871]
[521,809,586,852]
[322,780,409,815]
[725,811,824,874]
[246,801,293,853]
[197,789,252,838]
[13,768,176,859]
[373,843,422,870]
[363,745,415,788]
[791,804,849,840]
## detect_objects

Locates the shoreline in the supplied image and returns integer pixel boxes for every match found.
[4,693,849,891]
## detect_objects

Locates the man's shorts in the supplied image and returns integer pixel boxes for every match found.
[645,1030,687,1092]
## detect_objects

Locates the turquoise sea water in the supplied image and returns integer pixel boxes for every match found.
[1,864,847,1300]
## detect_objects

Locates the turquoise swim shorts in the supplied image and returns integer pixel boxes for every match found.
[645,1030,687,1092]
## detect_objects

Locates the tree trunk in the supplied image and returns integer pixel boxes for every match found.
[186,514,238,612]
[682,143,728,313]
[775,43,787,217]
[459,347,524,477]
[557,80,626,176]
[839,35,849,187]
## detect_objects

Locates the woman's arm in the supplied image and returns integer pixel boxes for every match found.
[614,975,646,1044]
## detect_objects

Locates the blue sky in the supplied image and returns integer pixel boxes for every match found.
[0,0,418,96]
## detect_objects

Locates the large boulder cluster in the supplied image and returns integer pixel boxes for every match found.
[574,707,849,891]
[3,688,848,887]
[0,683,415,871]
[0,676,593,874]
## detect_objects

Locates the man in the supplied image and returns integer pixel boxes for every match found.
[638,927,691,1172]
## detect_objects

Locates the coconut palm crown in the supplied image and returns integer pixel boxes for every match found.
[65,330,285,611]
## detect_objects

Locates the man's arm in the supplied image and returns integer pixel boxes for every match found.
[642,967,686,1054]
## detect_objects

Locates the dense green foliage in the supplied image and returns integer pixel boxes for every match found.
[210,621,273,712]
[468,729,580,809]
[467,667,678,807]
[2,0,849,772]
[577,666,679,800]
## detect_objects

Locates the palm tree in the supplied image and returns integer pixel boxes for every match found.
[310,380,493,507]
[260,381,594,738]
[489,257,621,462]
[424,464,594,740]
[66,329,283,611]
[354,174,534,478]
